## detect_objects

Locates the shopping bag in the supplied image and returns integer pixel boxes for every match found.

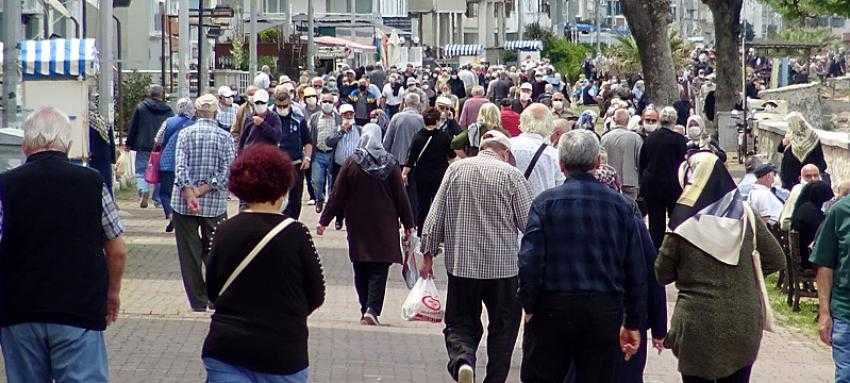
[401,277,444,323]
[144,151,162,184]
[401,234,420,289]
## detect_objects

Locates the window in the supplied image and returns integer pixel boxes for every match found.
[264,0,286,13]
[151,1,164,35]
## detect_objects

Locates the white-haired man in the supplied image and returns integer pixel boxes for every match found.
[420,131,533,383]
[0,107,127,382]
[601,108,643,200]
[384,92,426,165]
[172,94,236,312]
[458,86,489,129]
[512,103,566,197]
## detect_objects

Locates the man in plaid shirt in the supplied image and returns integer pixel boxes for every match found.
[172,94,236,312]
[420,130,533,383]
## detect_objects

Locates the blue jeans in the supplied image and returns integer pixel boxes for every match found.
[311,151,334,202]
[834,317,850,382]
[134,150,151,194]
[0,323,108,383]
[204,357,308,383]
[159,170,176,217]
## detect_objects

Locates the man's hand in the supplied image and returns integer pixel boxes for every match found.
[252,115,265,126]
[420,253,434,279]
[620,327,641,361]
[403,227,413,243]
[300,158,311,170]
[401,167,411,186]
[651,337,665,354]
[316,225,327,236]
[183,187,200,214]
[106,291,120,326]
[341,120,353,132]
[819,311,833,346]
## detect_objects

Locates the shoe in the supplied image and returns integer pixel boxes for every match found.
[335,220,344,231]
[208,302,216,311]
[316,201,324,214]
[139,193,149,209]
[361,313,380,326]
[191,306,208,313]
[307,199,316,206]
[165,221,174,233]
[457,364,474,383]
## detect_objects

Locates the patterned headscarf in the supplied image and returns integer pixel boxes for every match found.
[353,123,397,180]
[578,110,596,131]
[785,112,820,162]
[591,164,621,192]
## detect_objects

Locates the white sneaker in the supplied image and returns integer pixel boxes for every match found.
[458,364,474,383]
[307,199,316,206]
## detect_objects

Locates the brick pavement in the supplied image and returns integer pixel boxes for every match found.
[0,197,837,382]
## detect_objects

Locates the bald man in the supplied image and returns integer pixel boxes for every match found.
[780,164,822,230]
[601,108,643,200]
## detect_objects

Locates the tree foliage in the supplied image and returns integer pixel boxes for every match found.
[760,0,850,25]
[116,72,152,135]
[604,27,694,77]
[541,37,591,82]
[524,22,555,42]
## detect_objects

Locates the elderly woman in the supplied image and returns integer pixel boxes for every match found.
[155,98,195,232]
[780,112,828,189]
[318,124,415,326]
[451,102,505,158]
[685,115,726,163]
[403,109,455,235]
[656,151,785,383]
[203,144,325,383]
[792,180,834,269]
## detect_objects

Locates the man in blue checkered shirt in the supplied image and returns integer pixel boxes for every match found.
[172,94,236,312]
[518,129,647,383]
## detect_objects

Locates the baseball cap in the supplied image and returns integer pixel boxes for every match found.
[407,77,418,86]
[217,86,235,98]
[339,103,355,114]
[195,94,218,114]
[481,130,511,150]
[520,82,533,91]
[436,96,454,107]
[303,87,317,98]
[253,89,270,104]
[753,163,778,178]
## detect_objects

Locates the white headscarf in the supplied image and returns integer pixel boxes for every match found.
[353,123,396,180]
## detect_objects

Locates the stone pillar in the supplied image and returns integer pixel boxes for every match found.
[478,1,488,45]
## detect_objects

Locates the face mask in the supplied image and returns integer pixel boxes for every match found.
[520,93,531,101]
[370,118,379,124]
[306,97,317,107]
[343,118,355,126]
[359,85,367,91]
[423,84,430,90]
[552,101,564,110]
[277,106,290,116]
[321,103,334,114]
[643,124,659,133]
[451,75,458,79]
[254,104,268,114]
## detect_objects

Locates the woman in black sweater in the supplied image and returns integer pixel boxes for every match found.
[792,180,834,269]
[203,144,325,382]
[403,108,456,235]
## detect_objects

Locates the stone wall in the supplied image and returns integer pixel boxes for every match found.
[755,119,850,187]
[759,83,823,129]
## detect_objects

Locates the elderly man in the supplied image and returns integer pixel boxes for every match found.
[384,93,426,165]
[420,131,534,383]
[308,92,342,214]
[325,104,362,230]
[231,85,258,143]
[405,77,429,114]
[238,89,282,150]
[172,94,236,312]
[311,76,325,92]
[216,86,238,131]
[512,83,534,114]
[748,164,786,226]
[487,70,513,103]
[458,86,489,129]
[601,108,644,200]
[780,164,822,230]
[272,88,313,220]
[551,92,574,120]
[519,129,645,383]
[639,106,688,248]
[253,65,271,90]
[127,84,174,208]
[512,103,566,197]
[0,107,127,382]
[348,78,380,126]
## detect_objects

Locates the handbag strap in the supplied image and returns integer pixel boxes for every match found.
[524,142,549,179]
[218,217,296,297]
[411,136,433,169]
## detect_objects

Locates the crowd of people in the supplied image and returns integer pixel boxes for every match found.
[2,49,850,383]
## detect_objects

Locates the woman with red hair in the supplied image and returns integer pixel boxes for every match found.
[202,144,325,382]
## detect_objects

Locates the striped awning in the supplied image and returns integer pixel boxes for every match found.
[443,44,485,58]
[504,40,544,51]
[0,39,99,80]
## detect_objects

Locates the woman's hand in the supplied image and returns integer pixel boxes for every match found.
[619,327,641,361]
[651,337,665,354]
[316,225,327,236]
[419,254,434,279]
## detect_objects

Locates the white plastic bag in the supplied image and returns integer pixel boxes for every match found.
[401,234,420,289]
[401,277,444,323]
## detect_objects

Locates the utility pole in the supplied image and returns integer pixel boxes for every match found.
[178,0,190,98]
[98,0,114,122]
[197,0,206,97]
[518,0,524,40]
[249,0,258,79]
[594,0,601,53]
[3,0,21,127]
[307,0,315,72]
[160,1,167,89]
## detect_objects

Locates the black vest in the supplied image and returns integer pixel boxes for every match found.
[0,151,108,330]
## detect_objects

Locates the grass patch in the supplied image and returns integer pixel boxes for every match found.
[115,185,139,202]
[765,274,819,338]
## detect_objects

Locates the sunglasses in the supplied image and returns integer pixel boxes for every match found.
[321,100,334,104]
[254,101,267,105]
[644,118,658,123]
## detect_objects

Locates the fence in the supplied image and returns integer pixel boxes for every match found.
[120,69,251,97]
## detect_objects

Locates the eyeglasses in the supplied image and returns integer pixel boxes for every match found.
[644,118,658,123]
[254,101,267,105]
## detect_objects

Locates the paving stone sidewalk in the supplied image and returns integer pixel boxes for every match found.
[0,197,836,382]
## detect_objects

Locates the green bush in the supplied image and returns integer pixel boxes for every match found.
[116,71,152,137]
[542,37,590,82]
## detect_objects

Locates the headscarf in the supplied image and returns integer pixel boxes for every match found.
[352,123,397,180]
[793,180,834,219]
[785,112,820,162]
[632,80,645,100]
[88,94,109,142]
[372,109,389,132]
[578,110,596,131]
[686,115,709,149]
[591,164,621,192]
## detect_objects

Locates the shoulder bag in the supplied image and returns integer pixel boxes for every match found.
[218,217,296,297]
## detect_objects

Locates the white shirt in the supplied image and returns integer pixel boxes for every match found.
[510,133,566,198]
[748,183,784,225]
[382,83,405,106]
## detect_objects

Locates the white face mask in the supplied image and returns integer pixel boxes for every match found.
[254,104,268,115]
[306,97,317,107]
[370,118,379,124]
[321,103,334,114]
[552,100,564,110]
[277,106,290,117]
[643,124,659,133]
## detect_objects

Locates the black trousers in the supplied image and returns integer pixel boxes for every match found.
[445,275,521,383]
[352,262,391,316]
[521,292,623,383]
[173,212,226,310]
[305,166,316,200]
[645,197,677,249]
[682,365,753,383]
[284,166,304,220]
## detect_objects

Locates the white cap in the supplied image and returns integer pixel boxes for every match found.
[217,86,235,97]
[253,89,270,103]
[339,103,355,114]
[436,96,454,107]
[480,130,512,150]
[407,77,418,85]
[520,82,533,91]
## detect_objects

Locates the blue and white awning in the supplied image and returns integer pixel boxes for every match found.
[443,44,485,58]
[504,40,544,51]
[0,39,99,80]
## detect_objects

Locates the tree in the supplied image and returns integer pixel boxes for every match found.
[702,0,743,113]
[605,27,694,78]
[621,0,680,107]
[760,0,850,26]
